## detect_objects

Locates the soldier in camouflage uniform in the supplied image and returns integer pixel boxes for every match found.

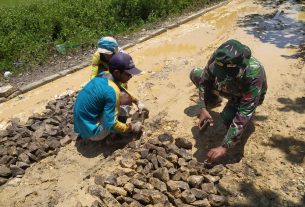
[190,39,267,162]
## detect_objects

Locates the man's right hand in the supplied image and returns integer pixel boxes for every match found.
[198,108,213,130]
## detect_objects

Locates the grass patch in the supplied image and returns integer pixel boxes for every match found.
[0,0,222,77]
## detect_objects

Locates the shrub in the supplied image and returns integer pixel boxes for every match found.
[0,0,221,76]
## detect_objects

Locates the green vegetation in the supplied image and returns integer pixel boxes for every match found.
[0,0,221,76]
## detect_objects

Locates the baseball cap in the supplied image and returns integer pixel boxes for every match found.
[109,53,142,75]
[210,39,251,77]
[97,36,119,55]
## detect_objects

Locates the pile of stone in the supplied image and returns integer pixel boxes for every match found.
[86,135,227,207]
[0,93,78,185]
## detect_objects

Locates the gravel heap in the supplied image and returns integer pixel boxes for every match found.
[0,93,78,185]
[85,135,227,207]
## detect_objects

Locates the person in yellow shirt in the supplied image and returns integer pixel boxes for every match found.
[91,36,123,79]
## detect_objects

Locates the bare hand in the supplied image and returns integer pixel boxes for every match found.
[207,146,228,162]
[198,108,213,130]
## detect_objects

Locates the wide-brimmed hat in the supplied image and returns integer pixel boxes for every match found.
[97,36,119,55]
[210,39,251,78]
[109,53,142,75]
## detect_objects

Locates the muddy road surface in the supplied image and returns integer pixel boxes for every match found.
[0,0,304,206]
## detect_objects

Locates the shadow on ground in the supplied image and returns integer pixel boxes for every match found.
[75,135,135,158]
[262,134,305,164]
[277,97,305,113]
[237,1,305,61]
[185,104,255,165]
[218,181,305,207]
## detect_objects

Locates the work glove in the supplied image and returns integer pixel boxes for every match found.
[137,100,149,114]
[130,121,143,133]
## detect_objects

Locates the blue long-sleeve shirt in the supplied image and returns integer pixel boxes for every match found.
[73,72,129,139]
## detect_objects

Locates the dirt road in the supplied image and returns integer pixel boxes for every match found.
[0,0,304,206]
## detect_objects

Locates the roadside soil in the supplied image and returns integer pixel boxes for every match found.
[0,0,304,206]
[1,1,223,89]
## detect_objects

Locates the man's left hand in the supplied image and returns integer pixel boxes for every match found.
[207,146,228,162]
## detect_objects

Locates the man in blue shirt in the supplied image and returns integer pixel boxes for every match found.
[73,53,147,141]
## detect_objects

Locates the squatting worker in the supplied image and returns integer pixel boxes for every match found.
[91,36,124,79]
[190,39,267,162]
[74,53,148,142]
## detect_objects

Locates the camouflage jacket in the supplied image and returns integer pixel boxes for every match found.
[198,55,267,148]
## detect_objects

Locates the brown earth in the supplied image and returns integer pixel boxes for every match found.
[0,0,304,206]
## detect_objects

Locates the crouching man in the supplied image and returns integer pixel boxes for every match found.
[73,53,148,142]
[190,39,267,162]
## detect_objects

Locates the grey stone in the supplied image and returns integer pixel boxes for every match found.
[16,161,30,169]
[0,97,7,103]
[158,133,174,143]
[175,137,192,149]
[202,183,217,194]
[153,167,170,182]
[181,190,196,204]
[178,158,188,167]
[167,180,179,192]
[48,139,60,150]
[203,174,220,183]
[10,165,25,176]
[208,194,226,206]
[18,153,30,164]
[131,178,146,189]
[133,174,147,182]
[143,162,153,174]
[35,148,48,160]
[116,196,135,204]
[150,191,169,204]
[117,175,130,186]
[191,199,211,207]
[104,175,117,186]
[150,154,159,169]
[148,137,162,146]
[133,193,150,205]
[178,149,192,161]
[26,152,39,162]
[90,200,103,207]
[0,85,15,98]
[188,175,204,188]
[7,146,18,156]
[168,168,178,175]
[178,181,190,191]
[167,153,178,164]
[191,188,207,199]
[149,177,167,192]
[0,155,12,165]
[120,157,136,168]
[106,184,127,196]
[124,183,134,193]
[209,164,224,176]
[102,196,121,207]
[0,177,8,185]
[140,149,149,159]
[60,135,72,146]
[136,159,149,166]
[157,155,174,168]
[129,201,143,207]
[0,165,11,177]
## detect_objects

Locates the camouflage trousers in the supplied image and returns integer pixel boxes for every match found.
[190,67,241,127]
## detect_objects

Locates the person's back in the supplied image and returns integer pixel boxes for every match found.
[74,73,120,139]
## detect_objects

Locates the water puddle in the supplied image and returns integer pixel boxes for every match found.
[0,0,304,128]
[237,0,305,60]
